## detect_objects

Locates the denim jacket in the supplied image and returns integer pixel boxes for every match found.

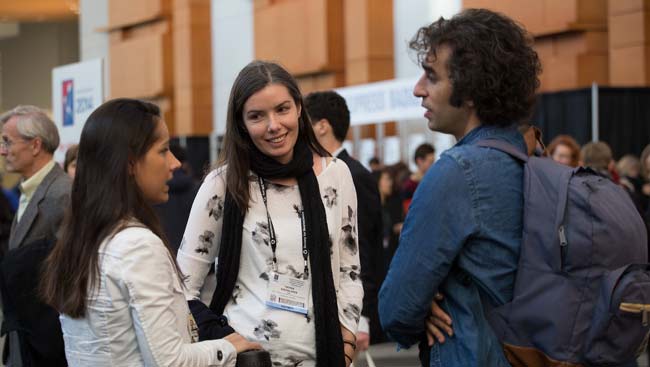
[379,125,525,367]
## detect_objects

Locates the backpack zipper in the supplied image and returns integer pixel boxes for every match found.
[559,225,568,270]
[620,303,650,326]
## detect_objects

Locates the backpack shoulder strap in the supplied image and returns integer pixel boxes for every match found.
[476,139,529,162]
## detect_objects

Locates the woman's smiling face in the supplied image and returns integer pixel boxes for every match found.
[242,83,301,164]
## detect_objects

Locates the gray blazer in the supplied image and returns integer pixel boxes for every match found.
[8,164,71,251]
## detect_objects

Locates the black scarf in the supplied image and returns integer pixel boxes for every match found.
[210,139,345,367]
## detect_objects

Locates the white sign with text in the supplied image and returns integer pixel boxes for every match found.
[51,58,104,162]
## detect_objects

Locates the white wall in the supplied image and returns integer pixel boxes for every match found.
[79,0,109,96]
[392,0,461,166]
[210,0,254,162]
[211,0,254,136]
[0,21,79,111]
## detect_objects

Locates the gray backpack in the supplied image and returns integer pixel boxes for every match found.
[478,139,650,366]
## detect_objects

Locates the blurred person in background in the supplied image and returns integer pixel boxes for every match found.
[305,90,386,349]
[641,144,650,199]
[392,161,411,189]
[0,105,71,366]
[618,154,648,214]
[368,157,382,178]
[547,134,580,167]
[401,143,435,213]
[154,142,199,252]
[640,144,650,253]
[377,167,403,268]
[41,98,257,366]
[64,144,78,179]
[580,141,615,180]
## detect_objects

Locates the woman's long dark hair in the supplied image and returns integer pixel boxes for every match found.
[40,98,174,318]
[219,60,328,211]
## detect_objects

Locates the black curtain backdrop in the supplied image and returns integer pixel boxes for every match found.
[531,87,650,159]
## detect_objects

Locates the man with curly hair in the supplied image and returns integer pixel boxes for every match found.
[379,9,541,367]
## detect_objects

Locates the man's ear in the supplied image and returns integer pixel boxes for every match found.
[314,118,329,136]
[30,137,43,157]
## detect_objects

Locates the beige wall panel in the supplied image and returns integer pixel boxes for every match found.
[543,0,606,32]
[173,0,211,27]
[494,0,545,35]
[359,125,376,139]
[297,72,344,95]
[110,20,170,43]
[610,45,650,85]
[148,97,174,130]
[109,21,173,99]
[546,53,608,91]
[344,0,368,61]
[255,0,343,75]
[175,104,213,136]
[608,0,650,15]
[555,31,608,55]
[344,0,392,61]
[609,11,650,48]
[173,25,212,87]
[463,0,495,9]
[109,0,171,29]
[366,0,393,58]
[173,0,212,136]
[534,37,554,92]
[174,86,212,136]
[345,58,394,86]
[464,0,605,35]
[535,32,608,91]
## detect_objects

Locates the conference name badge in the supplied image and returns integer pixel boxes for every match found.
[265,272,309,315]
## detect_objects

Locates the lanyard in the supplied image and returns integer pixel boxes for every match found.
[258,177,309,280]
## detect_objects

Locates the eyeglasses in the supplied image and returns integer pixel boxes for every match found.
[0,138,32,150]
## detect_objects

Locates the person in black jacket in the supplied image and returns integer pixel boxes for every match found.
[154,142,199,252]
[305,90,386,349]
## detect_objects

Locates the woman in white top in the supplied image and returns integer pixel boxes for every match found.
[40,98,260,366]
[177,61,364,367]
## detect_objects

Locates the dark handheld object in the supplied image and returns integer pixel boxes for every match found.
[235,350,272,367]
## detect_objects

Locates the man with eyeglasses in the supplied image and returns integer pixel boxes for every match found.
[0,105,70,366]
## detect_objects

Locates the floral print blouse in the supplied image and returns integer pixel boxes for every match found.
[177,158,363,366]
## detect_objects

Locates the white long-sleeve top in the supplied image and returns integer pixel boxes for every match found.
[177,159,363,366]
[59,224,236,367]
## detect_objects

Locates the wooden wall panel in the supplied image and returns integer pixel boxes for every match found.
[173,0,213,136]
[535,32,608,92]
[609,11,650,49]
[609,0,650,86]
[109,0,171,29]
[343,0,394,139]
[464,0,606,36]
[297,72,345,96]
[610,46,650,85]
[466,0,609,91]
[609,0,650,15]
[344,0,394,87]
[109,20,173,99]
[254,0,344,76]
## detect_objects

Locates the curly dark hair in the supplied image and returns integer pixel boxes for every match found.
[410,8,541,126]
